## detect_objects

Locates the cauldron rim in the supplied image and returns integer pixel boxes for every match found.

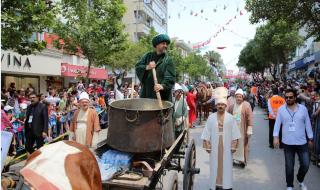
[110,98,173,111]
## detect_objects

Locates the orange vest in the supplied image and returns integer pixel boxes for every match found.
[251,86,257,95]
[268,95,285,119]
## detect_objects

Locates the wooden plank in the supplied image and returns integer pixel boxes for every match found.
[154,130,185,171]
[105,177,149,188]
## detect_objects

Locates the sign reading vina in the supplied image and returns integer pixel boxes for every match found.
[1,53,31,68]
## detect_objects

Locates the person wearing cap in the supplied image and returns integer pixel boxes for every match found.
[24,92,49,154]
[173,83,188,138]
[135,34,176,101]
[227,88,253,167]
[201,87,241,190]
[70,92,101,147]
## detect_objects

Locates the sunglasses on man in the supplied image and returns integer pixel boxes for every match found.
[285,96,295,100]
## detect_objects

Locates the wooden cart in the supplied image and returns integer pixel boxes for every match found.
[98,129,199,190]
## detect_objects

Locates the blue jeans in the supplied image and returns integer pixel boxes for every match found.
[283,143,310,187]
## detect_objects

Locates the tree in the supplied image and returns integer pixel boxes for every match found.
[167,44,185,81]
[184,53,211,81]
[237,40,267,81]
[52,0,127,81]
[238,20,303,82]
[1,0,57,55]
[104,41,147,88]
[254,20,303,80]
[204,50,223,67]
[204,50,225,78]
[138,27,158,52]
[246,0,320,40]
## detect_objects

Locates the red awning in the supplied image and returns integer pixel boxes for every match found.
[61,63,107,80]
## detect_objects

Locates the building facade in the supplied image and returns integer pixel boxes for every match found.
[122,0,168,41]
[1,33,108,93]
[287,27,320,78]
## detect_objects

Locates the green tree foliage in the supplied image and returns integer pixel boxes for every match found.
[1,0,57,55]
[105,41,147,72]
[238,40,267,75]
[254,20,303,80]
[52,0,127,80]
[138,27,158,52]
[204,50,225,77]
[246,0,320,40]
[238,20,303,81]
[204,50,223,67]
[167,43,185,81]
[184,53,211,81]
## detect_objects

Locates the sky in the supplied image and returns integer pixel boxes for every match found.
[167,0,260,72]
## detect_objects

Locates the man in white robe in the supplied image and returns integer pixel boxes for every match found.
[201,87,241,190]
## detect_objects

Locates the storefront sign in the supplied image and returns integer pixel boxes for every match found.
[303,54,315,65]
[1,53,31,68]
[288,62,296,71]
[294,59,305,69]
[61,63,107,79]
[1,50,61,76]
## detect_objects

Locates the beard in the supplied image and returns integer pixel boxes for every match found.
[286,101,295,105]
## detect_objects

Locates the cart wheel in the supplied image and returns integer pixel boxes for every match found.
[162,171,178,190]
[183,139,198,190]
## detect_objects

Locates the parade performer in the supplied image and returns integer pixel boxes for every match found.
[173,83,188,138]
[227,89,253,167]
[201,87,241,190]
[268,88,285,148]
[227,87,236,109]
[135,34,175,101]
[70,92,101,147]
[187,86,197,128]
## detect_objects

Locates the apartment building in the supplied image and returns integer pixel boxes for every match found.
[122,0,168,41]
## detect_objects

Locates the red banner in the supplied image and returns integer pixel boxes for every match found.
[61,63,107,80]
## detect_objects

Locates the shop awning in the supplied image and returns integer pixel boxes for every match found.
[61,63,107,80]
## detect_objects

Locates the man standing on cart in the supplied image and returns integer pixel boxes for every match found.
[135,34,176,101]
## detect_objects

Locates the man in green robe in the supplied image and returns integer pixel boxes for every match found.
[135,34,176,101]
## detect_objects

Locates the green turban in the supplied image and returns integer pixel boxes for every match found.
[152,34,171,48]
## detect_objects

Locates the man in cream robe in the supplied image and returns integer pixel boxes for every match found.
[201,87,241,190]
[227,89,253,167]
[173,83,188,138]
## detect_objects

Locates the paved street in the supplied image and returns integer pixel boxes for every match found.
[182,107,320,190]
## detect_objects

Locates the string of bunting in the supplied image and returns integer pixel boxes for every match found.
[192,9,245,49]
[168,1,245,50]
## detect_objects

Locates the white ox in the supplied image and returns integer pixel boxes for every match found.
[20,141,102,190]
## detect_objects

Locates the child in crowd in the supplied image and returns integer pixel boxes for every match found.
[11,112,24,149]
[56,107,67,136]
[48,104,57,141]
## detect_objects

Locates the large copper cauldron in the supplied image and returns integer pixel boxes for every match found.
[107,98,174,153]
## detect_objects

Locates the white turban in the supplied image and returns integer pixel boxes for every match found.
[214,87,228,105]
[235,89,244,96]
[215,98,227,105]
[174,83,183,92]
[79,92,90,101]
